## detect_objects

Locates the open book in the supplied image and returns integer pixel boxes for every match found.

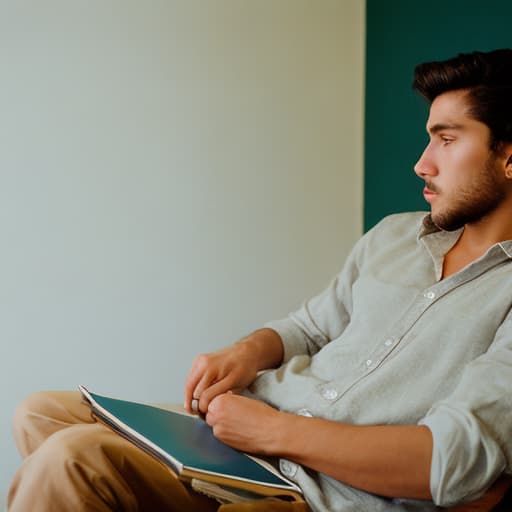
[79,386,302,503]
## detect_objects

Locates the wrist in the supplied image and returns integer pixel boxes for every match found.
[239,328,284,371]
[266,410,299,456]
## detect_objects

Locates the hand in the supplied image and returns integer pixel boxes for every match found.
[205,393,285,454]
[184,342,260,415]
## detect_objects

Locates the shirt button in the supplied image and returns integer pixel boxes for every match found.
[280,459,298,477]
[321,388,338,400]
[424,291,435,299]
[384,339,393,347]
[366,359,373,367]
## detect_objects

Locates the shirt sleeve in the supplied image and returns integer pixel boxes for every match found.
[263,232,367,363]
[418,311,512,506]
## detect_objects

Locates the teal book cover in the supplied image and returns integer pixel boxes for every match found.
[79,386,301,497]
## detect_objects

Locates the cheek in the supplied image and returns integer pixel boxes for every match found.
[450,141,489,169]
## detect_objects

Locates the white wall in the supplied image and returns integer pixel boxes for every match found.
[0,0,365,499]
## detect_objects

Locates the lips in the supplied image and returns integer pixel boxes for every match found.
[423,187,437,203]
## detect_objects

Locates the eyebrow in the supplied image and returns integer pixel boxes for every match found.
[427,122,464,134]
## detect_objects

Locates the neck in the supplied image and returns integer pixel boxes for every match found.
[456,201,512,253]
[441,206,512,279]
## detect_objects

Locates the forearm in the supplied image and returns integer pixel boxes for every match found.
[273,414,433,500]
[236,328,284,372]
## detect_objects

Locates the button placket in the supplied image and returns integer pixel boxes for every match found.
[363,336,398,371]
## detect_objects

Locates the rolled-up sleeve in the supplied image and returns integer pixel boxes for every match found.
[419,314,512,506]
[264,233,366,363]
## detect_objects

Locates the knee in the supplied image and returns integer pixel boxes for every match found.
[38,424,98,464]
[9,425,130,510]
[13,392,52,450]
[35,424,127,478]
[12,391,74,457]
[13,392,50,428]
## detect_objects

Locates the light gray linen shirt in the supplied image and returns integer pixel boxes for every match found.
[250,212,512,512]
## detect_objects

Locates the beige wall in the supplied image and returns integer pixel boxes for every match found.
[0,0,365,497]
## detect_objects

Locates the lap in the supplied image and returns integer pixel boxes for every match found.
[13,390,311,511]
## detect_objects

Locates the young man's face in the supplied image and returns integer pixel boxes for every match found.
[414,89,508,231]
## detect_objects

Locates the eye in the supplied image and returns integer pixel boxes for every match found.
[441,136,453,146]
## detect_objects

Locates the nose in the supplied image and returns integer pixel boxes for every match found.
[414,143,437,178]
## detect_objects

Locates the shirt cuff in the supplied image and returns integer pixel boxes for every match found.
[419,404,506,506]
[263,317,311,363]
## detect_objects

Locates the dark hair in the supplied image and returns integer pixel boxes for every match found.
[412,49,512,150]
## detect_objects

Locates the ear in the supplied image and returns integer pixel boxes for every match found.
[504,144,512,179]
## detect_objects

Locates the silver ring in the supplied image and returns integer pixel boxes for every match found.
[191,399,199,413]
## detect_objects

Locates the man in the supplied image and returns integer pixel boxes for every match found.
[9,49,512,511]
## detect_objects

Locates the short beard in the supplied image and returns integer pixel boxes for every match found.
[431,154,505,231]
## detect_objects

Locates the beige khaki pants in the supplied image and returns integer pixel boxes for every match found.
[8,391,309,512]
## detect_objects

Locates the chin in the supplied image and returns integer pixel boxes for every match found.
[431,213,465,232]
[430,208,456,231]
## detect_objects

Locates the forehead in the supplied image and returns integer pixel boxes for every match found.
[426,90,485,133]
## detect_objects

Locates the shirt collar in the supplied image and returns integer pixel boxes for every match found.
[417,213,512,260]
[416,213,462,240]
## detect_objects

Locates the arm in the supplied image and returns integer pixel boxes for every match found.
[185,229,370,414]
[276,415,433,499]
[205,393,433,499]
[184,328,283,414]
[207,311,512,505]
[266,235,365,364]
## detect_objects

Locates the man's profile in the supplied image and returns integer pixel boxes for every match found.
[8,48,512,512]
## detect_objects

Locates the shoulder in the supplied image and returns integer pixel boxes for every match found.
[347,212,428,267]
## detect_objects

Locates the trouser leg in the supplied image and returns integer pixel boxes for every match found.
[8,391,218,511]
[11,390,95,458]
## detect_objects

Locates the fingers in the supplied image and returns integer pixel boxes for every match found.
[204,392,231,426]
[197,378,235,413]
[184,353,216,412]
[183,354,236,414]
[184,358,203,413]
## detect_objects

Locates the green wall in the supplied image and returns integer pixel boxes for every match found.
[364,0,512,230]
